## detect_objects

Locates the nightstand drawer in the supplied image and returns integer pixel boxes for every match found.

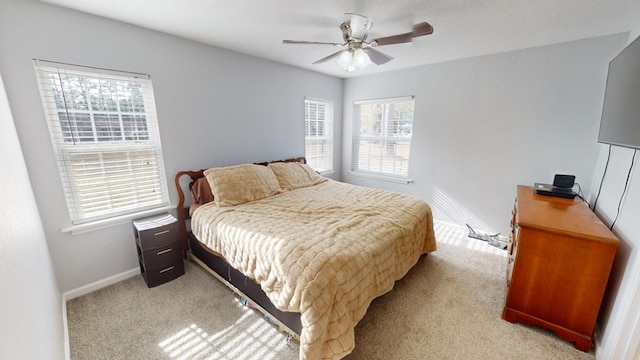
[140,241,182,269]
[140,259,185,288]
[133,214,180,249]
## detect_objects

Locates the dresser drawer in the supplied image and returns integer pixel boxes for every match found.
[133,214,180,249]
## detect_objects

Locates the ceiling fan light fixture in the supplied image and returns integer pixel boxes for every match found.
[354,48,371,67]
[337,48,371,72]
[336,50,353,70]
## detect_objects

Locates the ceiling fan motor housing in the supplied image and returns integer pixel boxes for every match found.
[342,13,372,43]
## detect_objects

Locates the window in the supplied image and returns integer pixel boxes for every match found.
[34,60,169,225]
[352,96,415,179]
[305,97,333,173]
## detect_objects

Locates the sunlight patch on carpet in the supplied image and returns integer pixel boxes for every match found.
[158,303,293,360]
[434,220,507,257]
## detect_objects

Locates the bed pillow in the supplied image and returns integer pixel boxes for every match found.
[190,177,214,205]
[267,162,327,190]
[189,177,214,216]
[204,164,283,207]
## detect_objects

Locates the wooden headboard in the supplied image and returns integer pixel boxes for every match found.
[174,157,306,258]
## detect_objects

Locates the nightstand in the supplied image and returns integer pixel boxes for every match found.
[133,213,185,287]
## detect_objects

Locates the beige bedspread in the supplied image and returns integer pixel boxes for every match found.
[191,179,436,360]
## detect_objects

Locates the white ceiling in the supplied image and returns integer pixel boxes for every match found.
[42,0,640,78]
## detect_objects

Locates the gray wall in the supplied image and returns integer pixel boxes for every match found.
[0,73,64,359]
[0,0,343,292]
[342,34,628,236]
[590,29,640,360]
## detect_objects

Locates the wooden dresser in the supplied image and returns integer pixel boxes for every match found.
[502,185,619,351]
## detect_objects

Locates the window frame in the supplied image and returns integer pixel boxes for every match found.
[351,96,415,182]
[304,97,334,174]
[34,60,170,228]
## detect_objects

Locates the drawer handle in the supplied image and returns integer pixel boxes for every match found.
[154,229,170,236]
[159,266,175,273]
[157,248,172,255]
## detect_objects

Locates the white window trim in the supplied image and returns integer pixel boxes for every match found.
[61,205,173,235]
[305,96,334,174]
[348,171,414,184]
[351,95,415,180]
[34,60,170,228]
[354,96,415,106]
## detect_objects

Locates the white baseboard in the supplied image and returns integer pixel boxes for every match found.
[62,293,70,360]
[63,268,140,301]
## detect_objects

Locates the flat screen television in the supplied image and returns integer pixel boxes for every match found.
[598,35,640,149]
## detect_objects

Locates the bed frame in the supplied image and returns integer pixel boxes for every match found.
[174,157,306,338]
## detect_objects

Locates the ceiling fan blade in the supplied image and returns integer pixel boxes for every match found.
[371,21,434,46]
[371,32,413,46]
[283,40,344,46]
[412,22,434,37]
[312,49,346,64]
[363,47,393,65]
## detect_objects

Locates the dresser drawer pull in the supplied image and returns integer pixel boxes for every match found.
[157,248,172,255]
[159,266,175,273]
[154,229,170,236]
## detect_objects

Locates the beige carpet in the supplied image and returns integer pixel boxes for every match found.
[67,221,596,360]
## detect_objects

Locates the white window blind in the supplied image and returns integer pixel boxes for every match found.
[352,96,415,178]
[305,97,333,173]
[34,60,170,225]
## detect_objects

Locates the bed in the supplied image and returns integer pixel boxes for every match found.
[174,157,436,360]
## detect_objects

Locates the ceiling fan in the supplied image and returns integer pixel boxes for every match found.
[283,13,434,72]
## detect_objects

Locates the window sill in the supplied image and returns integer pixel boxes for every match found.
[348,171,414,184]
[62,205,173,235]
